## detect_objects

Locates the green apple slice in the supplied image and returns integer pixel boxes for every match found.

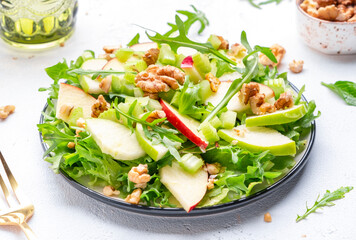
[135,124,168,161]
[218,125,296,156]
[245,104,307,127]
[79,58,108,94]
[86,118,146,160]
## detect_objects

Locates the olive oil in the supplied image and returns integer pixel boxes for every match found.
[0,0,78,49]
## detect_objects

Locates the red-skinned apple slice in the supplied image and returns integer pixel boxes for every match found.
[56,83,96,122]
[159,161,208,212]
[129,42,158,52]
[102,58,125,71]
[181,56,203,83]
[160,99,209,150]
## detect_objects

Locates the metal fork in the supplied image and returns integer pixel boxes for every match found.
[0,151,37,239]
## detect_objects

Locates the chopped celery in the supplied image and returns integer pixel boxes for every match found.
[200,121,219,144]
[220,111,237,129]
[192,52,211,75]
[158,44,176,65]
[125,60,147,73]
[198,80,213,103]
[111,75,135,96]
[115,48,134,62]
[68,107,83,127]
[263,78,285,99]
[134,87,144,97]
[98,109,120,123]
[207,34,221,50]
[175,54,186,68]
[117,102,144,126]
[209,116,222,129]
[179,153,204,174]
[81,50,95,61]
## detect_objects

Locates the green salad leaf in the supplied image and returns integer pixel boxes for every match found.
[127,33,140,47]
[296,186,353,222]
[165,5,209,36]
[322,81,356,106]
[147,15,236,65]
[67,69,133,80]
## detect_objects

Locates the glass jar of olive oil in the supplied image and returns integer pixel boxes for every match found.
[0,0,78,49]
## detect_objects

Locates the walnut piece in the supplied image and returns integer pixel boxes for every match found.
[103,186,120,197]
[135,65,185,98]
[205,73,221,92]
[264,212,272,222]
[206,163,221,175]
[145,110,166,123]
[143,48,160,66]
[91,95,109,118]
[239,83,260,105]
[318,5,339,20]
[128,164,150,189]
[59,104,74,118]
[289,60,304,73]
[125,188,142,204]
[98,53,115,61]
[228,43,247,58]
[316,0,337,7]
[76,118,86,128]
[67,142,75,149]
[335,5,354,21]
[0,105,15,119]
[103,45,121,54]
[217,36,229,50]
[250,93,276,115]
[99,76,112,93]
[207,179,216,190]
[274,92,294,110]
[259,44,286,67]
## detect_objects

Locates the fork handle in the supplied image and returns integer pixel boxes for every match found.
[19,222,38,240]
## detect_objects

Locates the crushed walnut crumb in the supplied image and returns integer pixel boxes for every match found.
[91,95,109,118]
[205,72,221,92]
[0,105,15,119]
[217,36,229,50]
[103,186,120,197]
[125,188,142,204]
[145,110,166,123]
[99,76,112,93]
[207,179,217,190]
[264,212,272,222]
[67,142,75,149]
[143,48,160,66]
[289,60,304,73]
[206,163,221,175]
[103,45,121,54]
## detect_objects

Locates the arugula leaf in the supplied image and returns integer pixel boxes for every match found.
[67,69,133,80]
[296,186,353,222]
[247,0,283,9]
[322,81,356,106]
[147,15,236,65]
[127,33,140,47]
[165,5,209,36]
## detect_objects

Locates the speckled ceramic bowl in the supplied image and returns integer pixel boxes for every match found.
[296,0,356,54]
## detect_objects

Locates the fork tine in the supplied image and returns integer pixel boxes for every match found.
[0,171,17,207]
[0,152,27,204]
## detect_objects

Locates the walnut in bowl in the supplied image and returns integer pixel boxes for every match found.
[296,0,356,54]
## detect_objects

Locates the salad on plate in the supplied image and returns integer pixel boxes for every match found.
[38,7,319,212]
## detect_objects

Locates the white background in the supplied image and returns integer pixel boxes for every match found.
[0,0,356,239]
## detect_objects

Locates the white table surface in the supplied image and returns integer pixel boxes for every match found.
[0,0,356,239]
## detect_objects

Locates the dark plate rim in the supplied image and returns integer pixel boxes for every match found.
[39,82,316,217]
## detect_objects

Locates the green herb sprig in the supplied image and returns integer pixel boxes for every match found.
[296,186,353,222]
[322,81,356,106]
[67,69,134,80]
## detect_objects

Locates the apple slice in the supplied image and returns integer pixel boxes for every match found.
[159,161,208,212]
[130,42,158,52]
[245,104,307,127]
[160,99,209,150]
[79,58,108,94]
[218,125,296,156]
[205,82,275,113]
[181,56,204,83]
[56,83,96,122]
[135,124,169,161]
[86,118,146,160]
[102,58,125,71]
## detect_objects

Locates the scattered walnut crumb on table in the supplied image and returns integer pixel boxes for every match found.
[289,60,304,73]
[264,212,272,222]
[301,234,307,238]
[0,105,15,120]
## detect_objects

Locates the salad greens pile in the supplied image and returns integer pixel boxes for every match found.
[38,6,319,211]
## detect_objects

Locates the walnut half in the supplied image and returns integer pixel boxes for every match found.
[0,105,15,119]
[259,44,286,67]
